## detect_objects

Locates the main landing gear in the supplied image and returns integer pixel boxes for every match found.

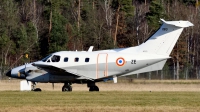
[62,83,72,92]
[89,86,99,91]
[87,82,99,92]
[31,82,42,91]
[61,82,99,92]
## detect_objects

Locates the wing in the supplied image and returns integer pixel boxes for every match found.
[32,62,94,80]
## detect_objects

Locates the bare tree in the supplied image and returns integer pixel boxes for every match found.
[114,5,120,47]
[101,0,114,38]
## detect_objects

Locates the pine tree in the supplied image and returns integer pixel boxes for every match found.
[40,0,68,56]
[0,0,19,76]
[111,0,134,47]
[146,0,164,30]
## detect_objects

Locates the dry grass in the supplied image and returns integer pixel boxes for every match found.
[1,106,200,112]
[1,80,200,112]
[1,79,200,92]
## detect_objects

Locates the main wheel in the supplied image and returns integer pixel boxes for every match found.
[94,86,99,91]
[89,86,99,92]
[62,85,72,92]
[89,86,94,91]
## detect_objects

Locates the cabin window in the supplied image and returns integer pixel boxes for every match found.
[75,57,79,62]
[85,58,89,62]
[64,57,68,62]
[51,55,60,62]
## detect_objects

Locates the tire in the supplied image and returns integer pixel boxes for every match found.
[89,86,99,92]
[33,88,42,92]
[62,85,72,92]
[89,86,94,91]
[94,86,99,91]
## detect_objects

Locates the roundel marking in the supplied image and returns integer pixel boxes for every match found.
[116,57,125,66]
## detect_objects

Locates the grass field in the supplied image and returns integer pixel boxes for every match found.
[1,80,200,112]
[0,91,200,112]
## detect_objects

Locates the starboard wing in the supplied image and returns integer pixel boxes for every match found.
[32,62,94,80]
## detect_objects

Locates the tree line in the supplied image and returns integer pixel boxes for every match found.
[0,0,199,80]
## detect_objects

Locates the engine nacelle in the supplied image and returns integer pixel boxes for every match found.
[8,65,26,79]
[9,70,26,79]
[6,63,39,79]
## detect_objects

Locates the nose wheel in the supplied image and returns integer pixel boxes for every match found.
[62,83,72,92]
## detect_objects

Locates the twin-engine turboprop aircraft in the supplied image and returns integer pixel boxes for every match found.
[6,19,193,92]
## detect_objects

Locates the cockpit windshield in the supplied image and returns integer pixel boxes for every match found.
[51,55,60,62]
[41,54,52,62]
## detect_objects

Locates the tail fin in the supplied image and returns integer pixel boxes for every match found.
[138,19,193,56]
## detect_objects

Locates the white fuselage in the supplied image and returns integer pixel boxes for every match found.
[35,51,169,80]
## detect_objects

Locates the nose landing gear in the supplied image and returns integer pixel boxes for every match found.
[31,82,42,91]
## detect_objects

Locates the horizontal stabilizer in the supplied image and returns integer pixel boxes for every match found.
[161,19,194,28]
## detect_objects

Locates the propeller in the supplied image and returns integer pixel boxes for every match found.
[17,63,29,78]
[24,63,28,76]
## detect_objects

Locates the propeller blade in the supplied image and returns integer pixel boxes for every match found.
[24,63,27,76]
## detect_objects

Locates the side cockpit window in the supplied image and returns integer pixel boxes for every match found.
[47,59,50,62]
[42,54,52,62]
[51,55,60,62]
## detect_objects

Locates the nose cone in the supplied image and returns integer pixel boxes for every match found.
[6,70,11,77]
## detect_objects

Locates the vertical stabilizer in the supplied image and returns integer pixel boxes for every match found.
[138,19,193,56]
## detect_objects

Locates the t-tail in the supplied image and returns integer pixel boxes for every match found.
[121,19,193,76]
[137,19,193,56]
